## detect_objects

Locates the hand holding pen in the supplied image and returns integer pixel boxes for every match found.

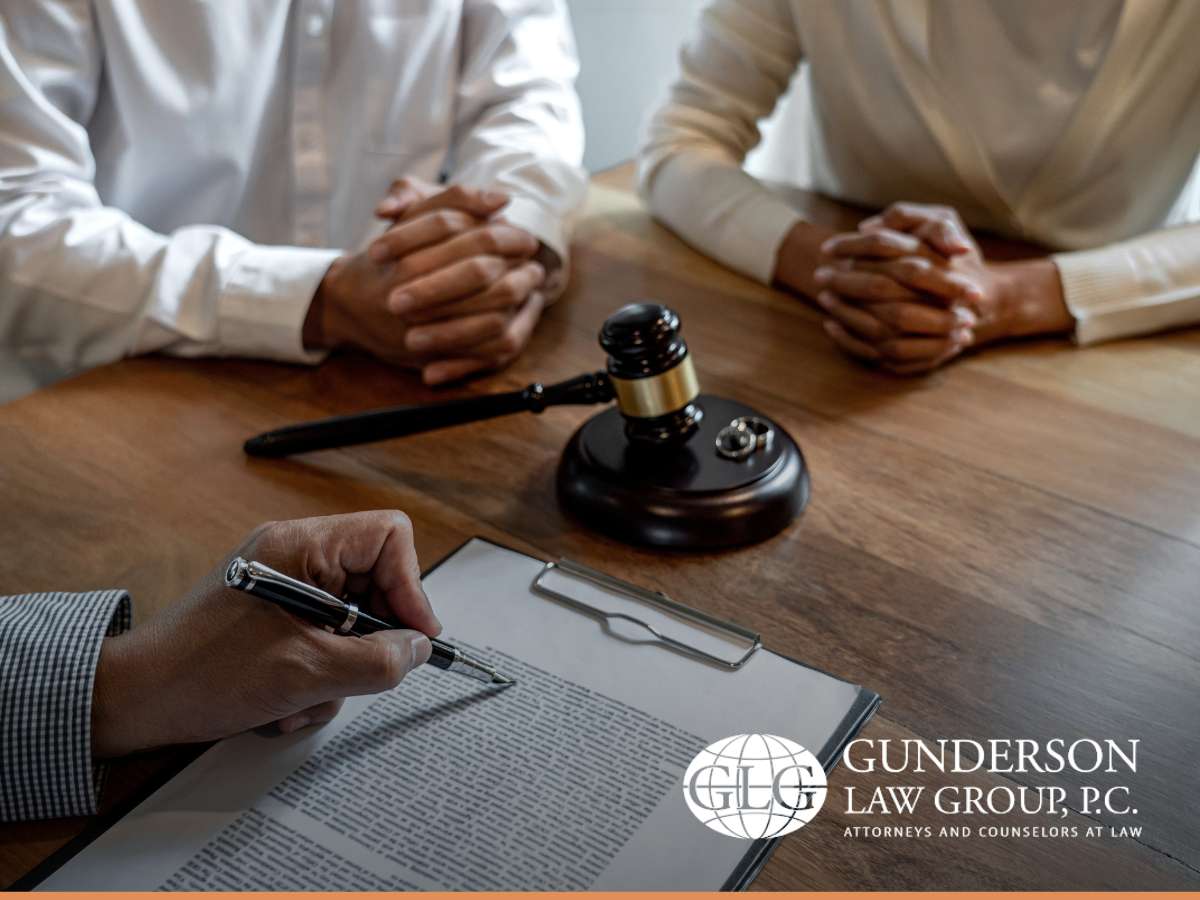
[91,512,489,758]
[225,557,512,685]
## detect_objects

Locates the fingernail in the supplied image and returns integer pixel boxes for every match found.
[481,190,508,205]
[408,633,432,667]
[406,328,431,351]
[954,306,978,327]
[820,239,838,254]
[953,327,974,346]
[390,290,412,312]
[815,290,833,310]
[814,266,834,284]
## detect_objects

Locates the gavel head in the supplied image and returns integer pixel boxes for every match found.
[599,303,703,446]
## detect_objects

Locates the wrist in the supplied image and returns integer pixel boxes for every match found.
[303,256,348,351]
[92,631,152,758]
[993,258,1075,339]
[773,221,837,299]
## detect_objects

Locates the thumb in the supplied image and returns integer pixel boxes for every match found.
[399,184,510,221]
[333,628,433,696]
[375,178,434,219]
[914,219,973,257]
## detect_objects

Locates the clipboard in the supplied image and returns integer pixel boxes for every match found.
[15,537,881,893]
[528,547,880,890]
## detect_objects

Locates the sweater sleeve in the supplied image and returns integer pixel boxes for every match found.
[0,589,131,822]
[637,0,805,284]
[1053,223,1200,345]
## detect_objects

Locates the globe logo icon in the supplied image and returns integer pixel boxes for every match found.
[682,734,827,839]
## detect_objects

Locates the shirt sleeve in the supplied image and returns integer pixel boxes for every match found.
[0,2,338,388]
[637,0,806,285]
[1053,223,1200,345]
[0,589,132,822]
[450,0,588,301]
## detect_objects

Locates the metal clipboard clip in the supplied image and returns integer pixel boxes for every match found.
[531,558,762,670]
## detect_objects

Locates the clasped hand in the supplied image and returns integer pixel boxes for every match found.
[305,177,550,384]
[813,203,1071,374]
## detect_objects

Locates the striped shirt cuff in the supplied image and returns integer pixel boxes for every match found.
[0,590,132,822]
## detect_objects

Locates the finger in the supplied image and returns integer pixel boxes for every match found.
[823,319,880,362]
[405,310,511,356]
[814,290,890,343]
[820,229,923,260]
[388,256,510,314]
[276,699,344,734]
[369,209,483,263]
[375,176,437,220]
[364,514,441,635]
[850,258,983,306]
[875,328,974,364]
[869,301,971,336]
[399,184,509,222]
[422,293,545,386]
[390,223,538,279]
[325,628,433,697]
[298,511,442,635]
[914,218,973,257]
[401,261,545,325]
[876,203,973,256]
[814,266,924,304]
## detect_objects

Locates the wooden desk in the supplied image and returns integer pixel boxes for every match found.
[2,166,1199,890]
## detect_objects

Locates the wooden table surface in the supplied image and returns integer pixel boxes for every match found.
[2,165,1198,890]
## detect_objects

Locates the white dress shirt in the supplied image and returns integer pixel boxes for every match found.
[639,0,1200,346]
[0,0,586,403]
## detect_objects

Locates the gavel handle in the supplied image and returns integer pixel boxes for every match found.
[243,371,613,458]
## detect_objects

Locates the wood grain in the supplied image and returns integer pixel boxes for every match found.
[1,164,1197,889]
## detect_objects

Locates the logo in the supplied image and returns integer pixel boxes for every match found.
[683,734,827,839]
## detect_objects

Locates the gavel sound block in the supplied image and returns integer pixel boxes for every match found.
[244,303,810,550]
[557,304,809,549]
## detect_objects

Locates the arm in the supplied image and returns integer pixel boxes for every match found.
[450,0,587,299]
[0,590,131,821]
[1054,224,1200,345]
[0,2,337,390]
[637,0,821,287]
[1,513,439,823]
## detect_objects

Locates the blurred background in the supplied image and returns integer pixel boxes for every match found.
[566,0,810,181]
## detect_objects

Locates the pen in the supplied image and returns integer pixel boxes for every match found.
[224,557,514,686]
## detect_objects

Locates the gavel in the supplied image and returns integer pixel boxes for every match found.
[244,303,703,458]
[244,302,809,550]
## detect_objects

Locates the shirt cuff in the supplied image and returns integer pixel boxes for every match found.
[500,196,571,302]
[219,244,342,363]
[1054,241,1200,347]
[0,589,131,821]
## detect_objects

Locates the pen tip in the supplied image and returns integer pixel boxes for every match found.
[493,674,515,686]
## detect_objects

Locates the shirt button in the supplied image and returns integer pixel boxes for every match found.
[305,14,325,37]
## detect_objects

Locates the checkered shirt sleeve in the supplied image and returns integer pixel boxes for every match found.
[0,590,132,821]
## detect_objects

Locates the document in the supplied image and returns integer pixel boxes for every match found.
[37,539,873,891]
